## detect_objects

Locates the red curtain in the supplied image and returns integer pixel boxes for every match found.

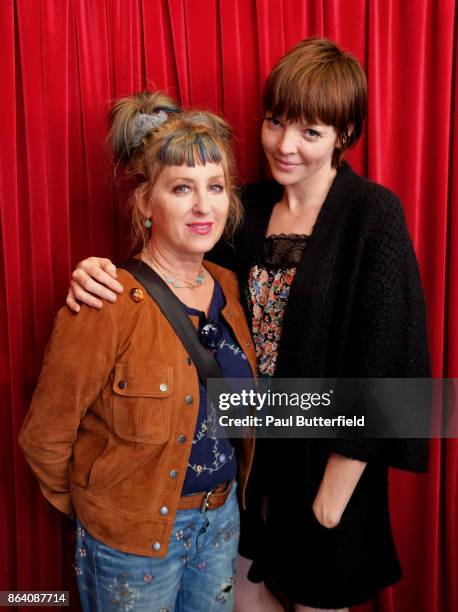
[1,1,457,610]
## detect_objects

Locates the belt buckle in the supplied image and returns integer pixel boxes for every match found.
[200,488,214,513]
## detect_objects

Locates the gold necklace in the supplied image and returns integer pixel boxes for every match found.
[142,250,206,289]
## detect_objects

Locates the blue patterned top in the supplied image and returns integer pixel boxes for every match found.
[181,280,253,495]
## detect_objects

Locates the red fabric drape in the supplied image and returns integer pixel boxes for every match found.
[1,1,457,610]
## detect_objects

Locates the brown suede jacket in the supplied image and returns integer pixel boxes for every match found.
[19,261,256,558]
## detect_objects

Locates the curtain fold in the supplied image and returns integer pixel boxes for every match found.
[1,2,456,610]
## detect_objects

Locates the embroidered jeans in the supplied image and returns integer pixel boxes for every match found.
[75,484,239,611]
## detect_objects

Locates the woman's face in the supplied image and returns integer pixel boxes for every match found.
[261,113,339,187]
[146,162,229,260]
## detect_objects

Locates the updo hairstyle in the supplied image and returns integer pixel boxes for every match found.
[109,91,242,253]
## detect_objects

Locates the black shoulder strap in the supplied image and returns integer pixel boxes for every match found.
[122,259,223,384]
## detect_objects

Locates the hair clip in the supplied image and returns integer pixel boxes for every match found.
[188,112,208,125]
[132,111,168,147]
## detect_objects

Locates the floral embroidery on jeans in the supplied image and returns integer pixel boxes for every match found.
[108,573,137,611]
[213,522,236,549]
[175,523,196,563]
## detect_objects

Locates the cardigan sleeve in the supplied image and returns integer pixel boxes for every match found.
[331,189,431,472]
[18,300,121,515]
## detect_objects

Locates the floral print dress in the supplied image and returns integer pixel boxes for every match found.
[248,233,308,376]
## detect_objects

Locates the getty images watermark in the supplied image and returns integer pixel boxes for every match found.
[207,378,457,439]
[217,387,364,429]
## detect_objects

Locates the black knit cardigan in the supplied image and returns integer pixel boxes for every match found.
[210,162,431,608]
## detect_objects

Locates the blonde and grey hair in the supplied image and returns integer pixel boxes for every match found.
[109,91,242,253]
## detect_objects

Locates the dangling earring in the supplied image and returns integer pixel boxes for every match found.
[144,218,152,229]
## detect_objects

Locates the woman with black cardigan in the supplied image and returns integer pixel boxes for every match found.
[66,38,429,611]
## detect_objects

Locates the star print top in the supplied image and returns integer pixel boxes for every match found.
[181,280,253,495]
[248,234,308,376]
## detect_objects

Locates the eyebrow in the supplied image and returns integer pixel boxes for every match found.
[168,174,225,182]
[267,114,325,129]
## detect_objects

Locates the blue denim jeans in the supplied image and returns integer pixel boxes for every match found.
[75,483,239,611]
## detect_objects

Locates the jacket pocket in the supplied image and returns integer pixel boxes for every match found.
[72,431,108,489]
[112,365,173,444]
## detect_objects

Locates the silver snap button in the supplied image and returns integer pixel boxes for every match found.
[152,542,161,551]
[159,506,169,516]
[178,434,186,444]
[159,383,168,392]
[185,395,193,404]
[169,470,178,479]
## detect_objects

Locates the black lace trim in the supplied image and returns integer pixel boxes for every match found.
[260,233,309,266]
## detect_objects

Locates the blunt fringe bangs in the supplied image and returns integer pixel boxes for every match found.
[263,38,367,163]
[157,131,224,168]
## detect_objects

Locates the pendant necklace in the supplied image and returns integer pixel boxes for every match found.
[142,250,206,289]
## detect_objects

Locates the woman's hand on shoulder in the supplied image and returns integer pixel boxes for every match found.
[66,257,124,312]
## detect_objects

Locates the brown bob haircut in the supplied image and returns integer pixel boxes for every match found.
[263,37,367,166]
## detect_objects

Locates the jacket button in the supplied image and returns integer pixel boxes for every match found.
[118,380,127,390]
[169,470,178,479]
[184,395,193,404]
[186,356,192,365]
[159,506,169,516]
[159,383,168,392]
[178,434,186,444]
[152,542,161,551]
[130,288,144,302]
